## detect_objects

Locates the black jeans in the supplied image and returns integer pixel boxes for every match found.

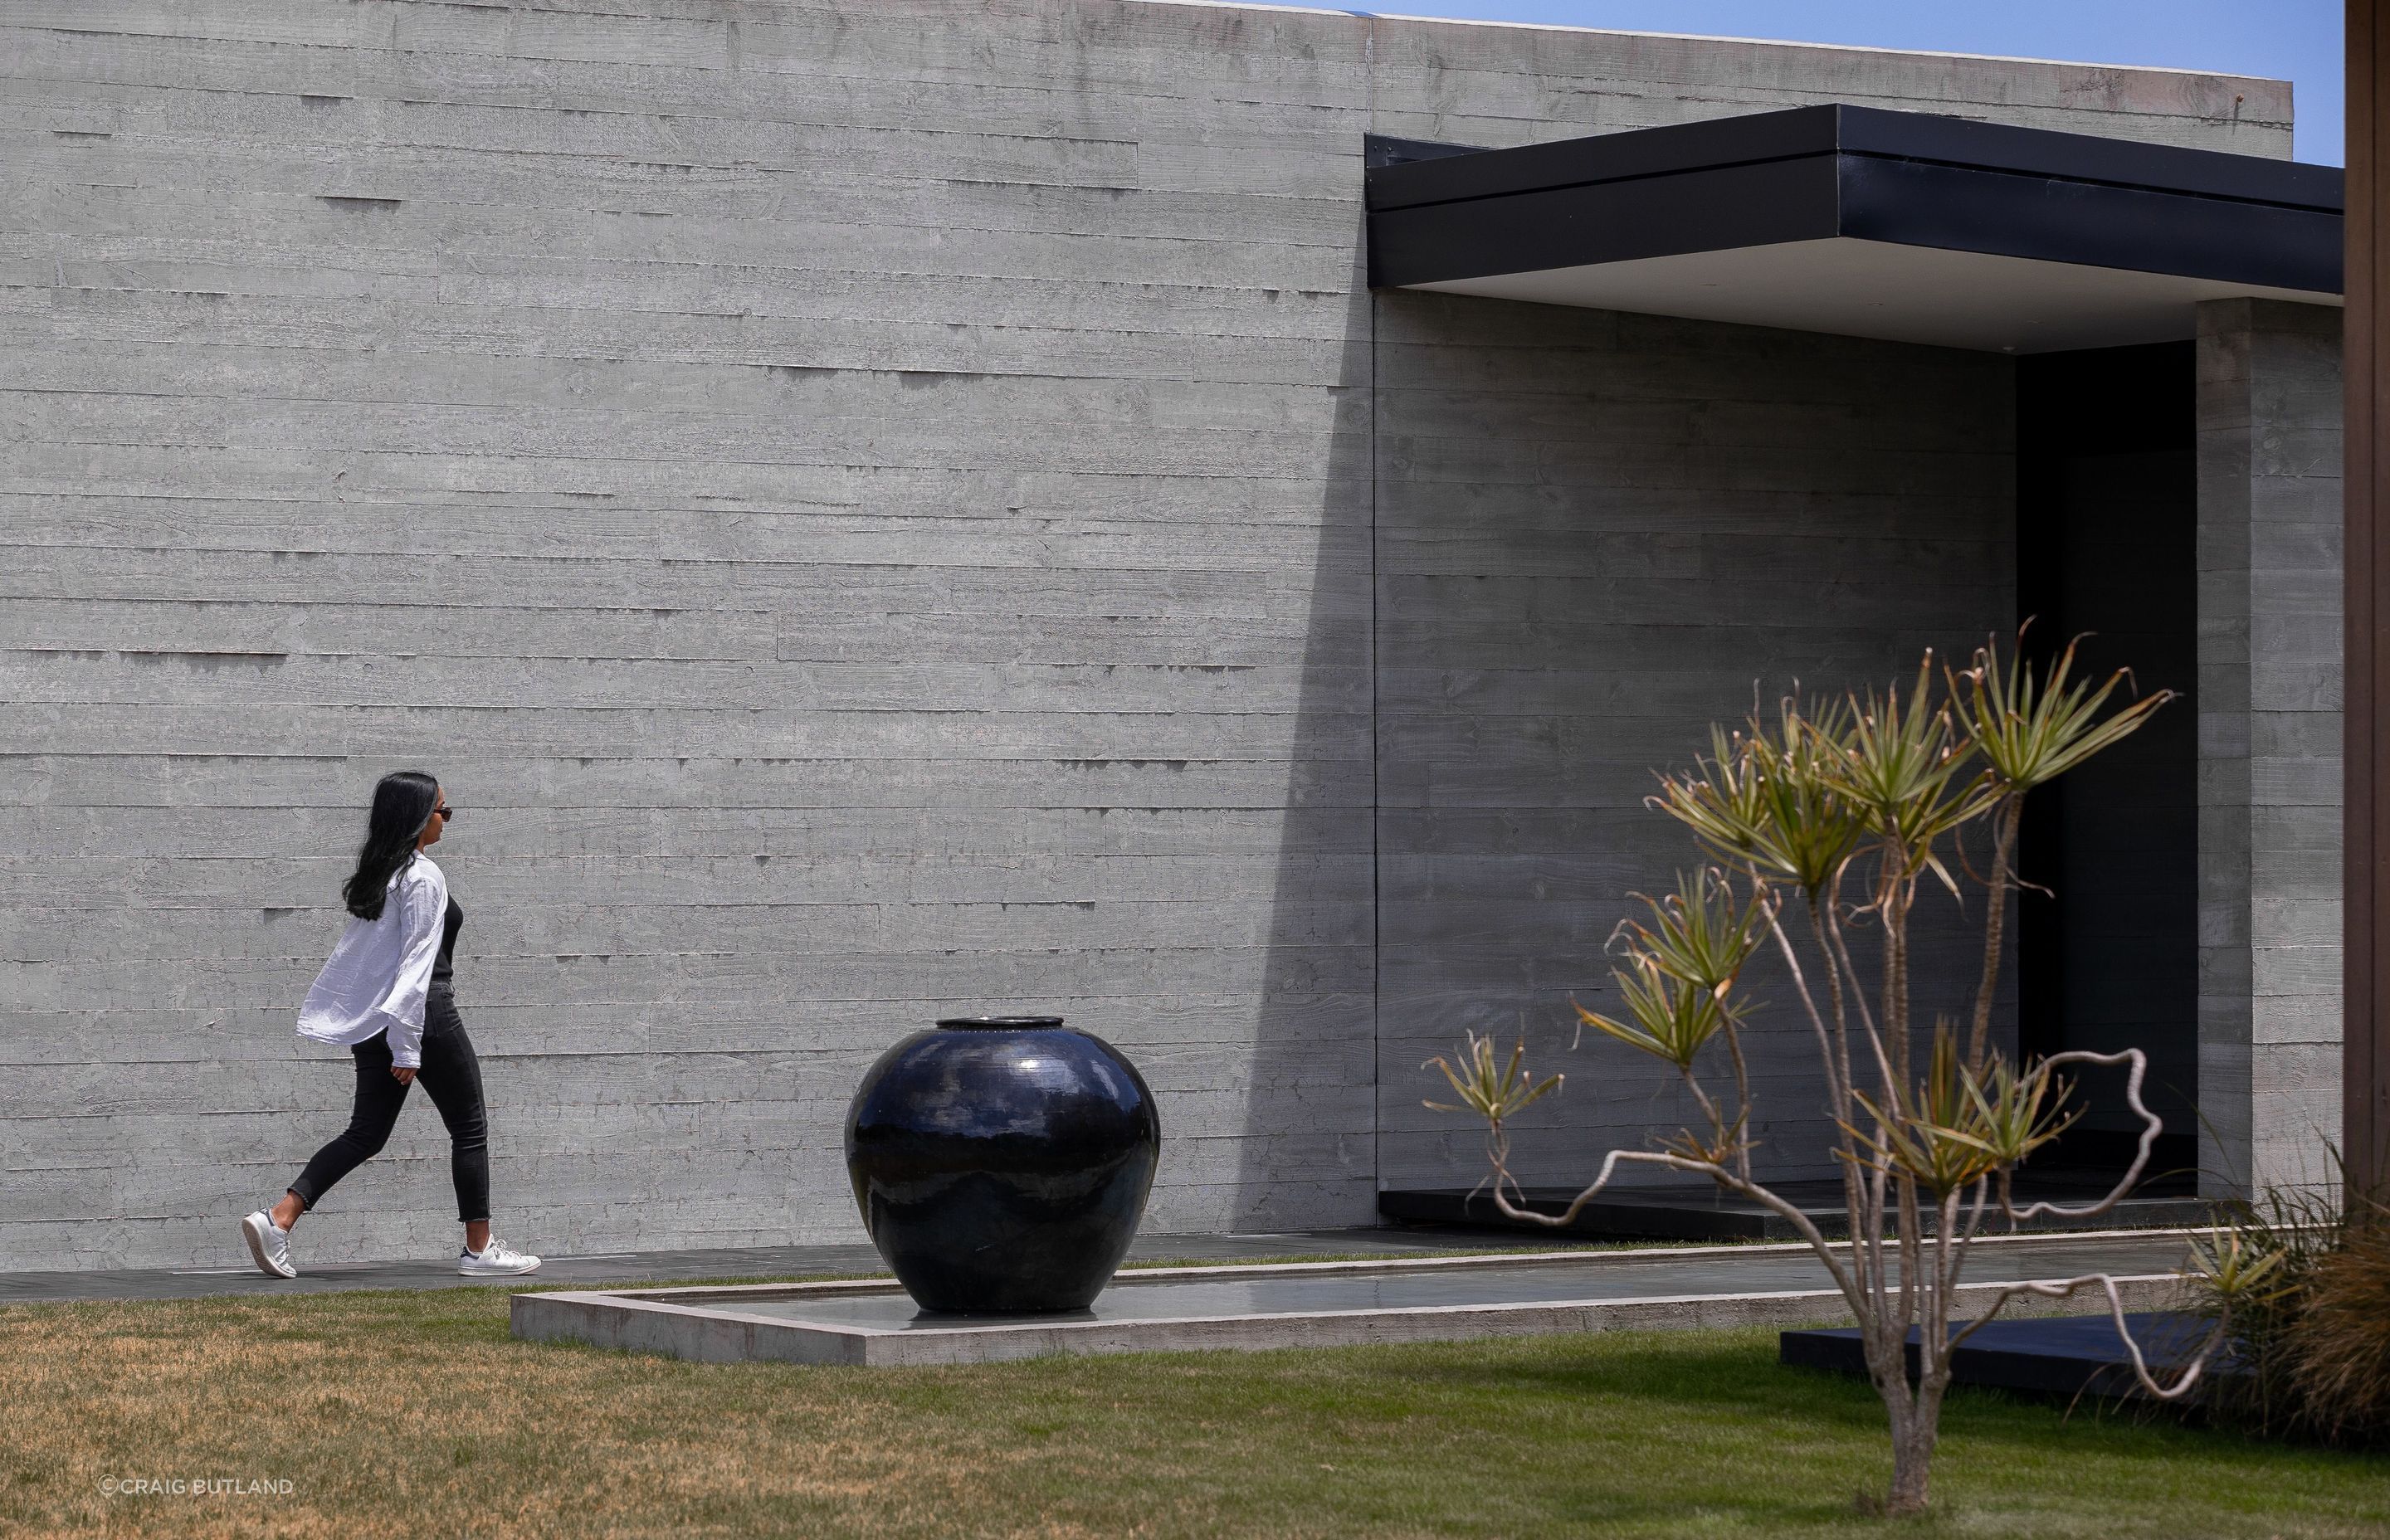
[288,986,490,1223]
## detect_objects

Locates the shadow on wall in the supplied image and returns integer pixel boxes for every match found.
[1232,251,1380,1233]
[1360,289,2019,1202]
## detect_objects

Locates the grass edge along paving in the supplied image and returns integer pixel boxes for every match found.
[4,1279,2388,1539]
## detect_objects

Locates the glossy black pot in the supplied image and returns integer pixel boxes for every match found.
[844,1016,1161,1313]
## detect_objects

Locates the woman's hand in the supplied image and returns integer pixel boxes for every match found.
[392,1066,417,1085]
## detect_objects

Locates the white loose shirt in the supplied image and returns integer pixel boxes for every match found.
[296,855,447,1070]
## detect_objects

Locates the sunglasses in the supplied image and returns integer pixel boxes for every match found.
[431,805,457,821]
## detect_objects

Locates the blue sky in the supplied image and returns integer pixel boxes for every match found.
[1339,2,2344,164]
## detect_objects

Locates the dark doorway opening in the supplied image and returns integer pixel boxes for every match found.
[2015,343,2201,1184]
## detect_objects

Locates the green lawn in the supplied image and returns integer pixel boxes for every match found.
[3,1281,2383,1538]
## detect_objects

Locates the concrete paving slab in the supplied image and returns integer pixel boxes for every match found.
[511,1228,2199,1367]
[0,1226,1607,1306]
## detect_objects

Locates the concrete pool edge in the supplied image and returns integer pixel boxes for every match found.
[510,1230,2200,1367]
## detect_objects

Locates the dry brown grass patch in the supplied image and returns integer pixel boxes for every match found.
[2289,1218,2390,1441]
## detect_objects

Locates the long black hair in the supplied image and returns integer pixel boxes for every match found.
[342,770,441,920]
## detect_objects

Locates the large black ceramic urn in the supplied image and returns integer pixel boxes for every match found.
[844,1016,1161,1313]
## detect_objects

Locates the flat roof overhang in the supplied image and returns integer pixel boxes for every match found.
[1364,105,2344,353]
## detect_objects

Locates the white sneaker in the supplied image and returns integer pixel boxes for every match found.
[240,1211,297,1279]
[458,1238,541,1277]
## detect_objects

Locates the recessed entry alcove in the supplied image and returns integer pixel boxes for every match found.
[1364,104,2342,1220]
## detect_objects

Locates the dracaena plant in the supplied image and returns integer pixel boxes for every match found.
[1427,635,2207,1518]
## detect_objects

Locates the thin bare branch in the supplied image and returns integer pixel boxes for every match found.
[1951,1273,2222,1402]
[1482,1144,1866,1307]
[1967,797,2022,1070]
[1823,889,1897,1098]
[2000,1048,2163,1224]
[1768,904,1846,1109]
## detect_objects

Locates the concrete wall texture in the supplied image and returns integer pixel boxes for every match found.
[0,0,2305,1269]
[2197,299,2346,1195]
[1370,297,2019,1191]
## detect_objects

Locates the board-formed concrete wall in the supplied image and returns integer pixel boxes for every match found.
[1369,298,2019,1192]
[2197,299,2345,1196]
[0,0,2290,1268]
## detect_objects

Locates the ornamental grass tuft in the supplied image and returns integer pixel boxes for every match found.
[2193,1178,2390,1448]
[2287,1212,2390,1443]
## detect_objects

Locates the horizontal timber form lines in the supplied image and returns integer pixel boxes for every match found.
[0,0,2295,1268]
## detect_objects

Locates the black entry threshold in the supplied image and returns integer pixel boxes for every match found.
[1781,1311,2227,1401]
[1378,1175,2210,1241]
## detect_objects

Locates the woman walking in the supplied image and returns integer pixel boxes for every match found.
[240,771,540,1279]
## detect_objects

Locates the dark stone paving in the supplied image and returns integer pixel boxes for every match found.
[1780,1310,2225,1400]
[1381,1175,2213,1240]
[0,1226,1610,1305]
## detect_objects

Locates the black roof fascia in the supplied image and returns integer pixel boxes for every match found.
[1363,135,1487,170]
[1363,104,2344,296]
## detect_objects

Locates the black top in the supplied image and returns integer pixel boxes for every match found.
[430,897,464,987]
